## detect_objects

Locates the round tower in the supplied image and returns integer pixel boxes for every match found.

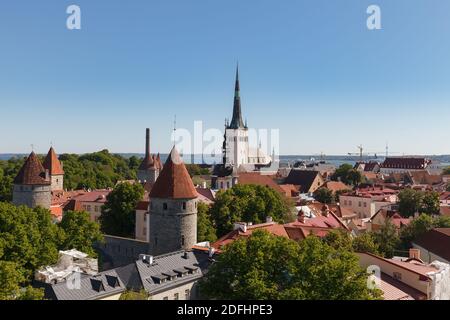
[149,146,197,256]
[12,152,51,209]
[42,147,64,191]
[137,128,160,183]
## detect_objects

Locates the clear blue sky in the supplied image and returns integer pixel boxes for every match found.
[0,0,449,155]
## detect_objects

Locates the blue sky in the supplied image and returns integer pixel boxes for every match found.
[0,0,449,155]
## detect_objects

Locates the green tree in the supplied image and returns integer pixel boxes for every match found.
[398,189,423,217]
[371,222,400,258]
[210,184,291,237]
[0,203,60,277]
[323,230,380,255]
[420,191,440,216]
[17,286,45,300]
[346,169,363,186]
[59,211,104,257]
[185,164,210,177]
[332,164,362,186]
[443,166,450,175]
[352,233,380,255]
[199,230,381,300]
[0,261,25,300]
[100,182,144,237]
[119,289,149,300]
[399,214,450,249]
[314,188,334,204]
[323,229,353,251]
[59,150,137,190]
[197,202,217,242]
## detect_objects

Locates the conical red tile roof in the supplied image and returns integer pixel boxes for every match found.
[138,154,155,170]
[14,152,50,185]
[150,146,197,199]
[43,147,64,175]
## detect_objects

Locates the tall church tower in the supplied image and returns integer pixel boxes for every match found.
[224,65,249,166]
[149,146,198,255]
[13,152,51,209]
[137,128,160,183]
[43,147,64,191]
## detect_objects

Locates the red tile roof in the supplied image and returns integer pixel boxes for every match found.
[321,181,351,193]
[63,199,83,212]
[212,222,289,249]
[440,206,450,216]
[196,187,215,204]
[50,206,63,220]
[71,190,111,203]
[138,154,155,170]
[42,147,64,175]
[381,157,428,170]
[380,273,427,300]
[414,228,450,262]
[150,146,197,199]
[13,152,50,185]
[237,172,285,194]
[286,209,348,230]
[284,170,322,193]
[136,200,150,211]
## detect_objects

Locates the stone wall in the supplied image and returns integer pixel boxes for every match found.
[12,184,51,209]
[50,174,64,191]
[149,198,197,256]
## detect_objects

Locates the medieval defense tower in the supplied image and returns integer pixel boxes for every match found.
[137,128,162,183]
[12,151,52,209]
[149,146,198,256]
[42,147,64,191]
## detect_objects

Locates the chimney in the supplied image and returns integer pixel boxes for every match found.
[322,204,329,217]
[145,128,150,157]
[208,247,215,258]
[202,181,207,189]
[409,248,421,261]
[266,216,273,223]
[139,254,153,265]
[183,251,189,259]
[45,169,50,181]
[297,210,306,223]
[233,222,247,233]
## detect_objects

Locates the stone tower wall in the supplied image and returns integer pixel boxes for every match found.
[149,197,197,255]
[12,184,51,209]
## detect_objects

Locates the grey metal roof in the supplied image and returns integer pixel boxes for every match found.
[46,269,125,300]
[116,250,212,295]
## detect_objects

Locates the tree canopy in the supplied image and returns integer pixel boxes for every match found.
[60,150,138,190]
[332,164,362,186]
[99,182,144,238]
[313,188,334,204]
[398,189,441,217]
[199,230,381,300]
[399,214,450,249]
[0,202,102,299]
[197,202,217,243]
[210,184,293,237]
[59,211,104,257]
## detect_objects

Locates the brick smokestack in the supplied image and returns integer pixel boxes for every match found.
[145,128,150,158]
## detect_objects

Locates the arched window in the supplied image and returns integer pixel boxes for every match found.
[163,203,168,210]
[181,235,185,246]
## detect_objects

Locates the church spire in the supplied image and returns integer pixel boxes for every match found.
[228,64,245,129]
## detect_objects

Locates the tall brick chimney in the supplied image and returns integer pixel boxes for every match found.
[145,128,150,158]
